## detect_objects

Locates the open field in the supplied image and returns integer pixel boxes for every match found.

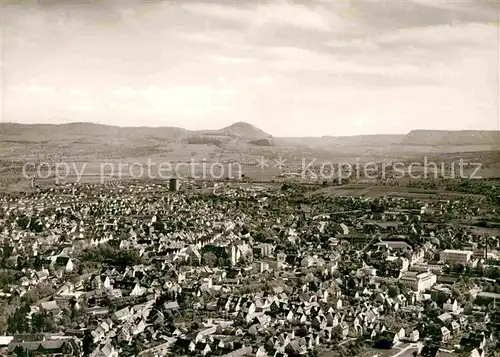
[1,153,499,193]
[307,183,490,199]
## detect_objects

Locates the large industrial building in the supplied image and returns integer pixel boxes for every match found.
[399,271,437,292]
[439,249,474,265]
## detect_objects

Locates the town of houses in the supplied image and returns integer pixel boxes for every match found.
[0,178,499,357]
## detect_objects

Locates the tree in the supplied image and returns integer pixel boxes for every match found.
[80,244,143,266]
[344,341,362,356]
[331,325,344,343]
[31,312,56,333]
[388,284,400,298]
[0,270,17,288]
[7,303,30,333]
[464,301,474,314]
[108,301,118,313]
[202,252,217,267]
[308,350,319,357]
[82,330,93,356]
[13,346,28,357]
[399,283,408,295]
[132,339,144,356]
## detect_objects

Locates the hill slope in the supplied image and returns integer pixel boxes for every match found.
[275,134,404,148]
[200,122,271,140]
[0,122,188,143]
[401,130,500,146]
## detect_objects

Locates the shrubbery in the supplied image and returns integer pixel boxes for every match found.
[80,244,143,266]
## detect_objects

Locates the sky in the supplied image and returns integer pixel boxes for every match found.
[1,0,499,137]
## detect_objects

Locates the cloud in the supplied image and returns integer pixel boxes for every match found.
[253,3,334,32]
[68,88,86,95]
[110,85,238,117]
[2,0,498,134]
[373,22,496,49]
[12,85,56,94]
[71,104,93,113]
[248,76,274,86]
[209,55,255,65]
[182,2,337,32]
[112,87,137,97]
[264,46,424,78]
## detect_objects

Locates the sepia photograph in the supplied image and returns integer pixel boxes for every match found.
[0,0,499,356]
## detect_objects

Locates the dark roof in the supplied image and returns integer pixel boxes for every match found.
[8,340,68,352]
[421,345,440,357]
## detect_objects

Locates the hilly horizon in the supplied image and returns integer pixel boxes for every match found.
[2,120,498,142]
[1,120,499,166]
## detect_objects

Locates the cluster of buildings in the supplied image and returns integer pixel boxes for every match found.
[0,179,498,357]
